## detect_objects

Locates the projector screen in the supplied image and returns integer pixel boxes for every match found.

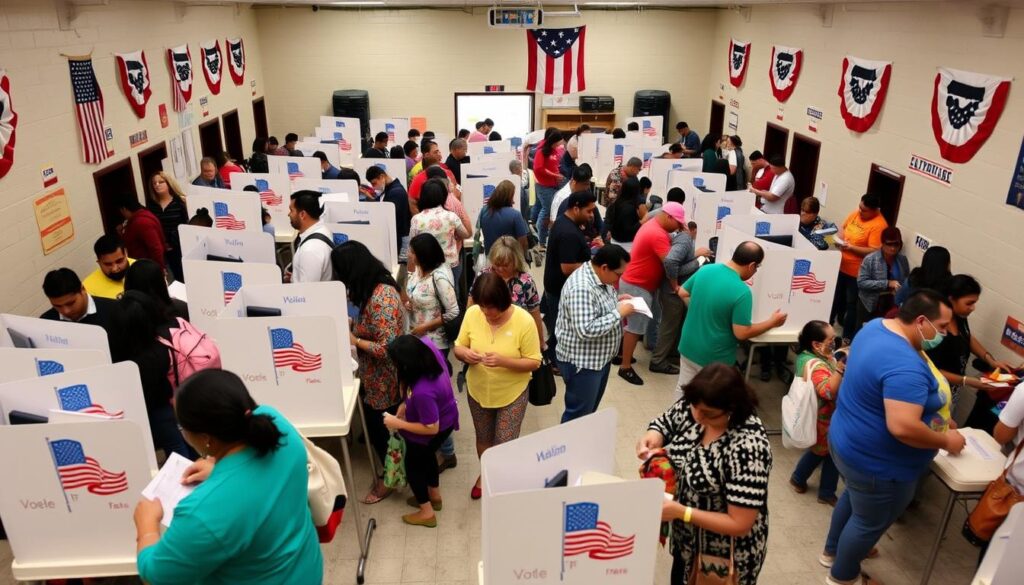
[454,93,535,140]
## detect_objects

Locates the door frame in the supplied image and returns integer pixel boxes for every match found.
[789,132,821,204]
[868,163,906,226]
[763,122,790,161]
[92,157,138,236]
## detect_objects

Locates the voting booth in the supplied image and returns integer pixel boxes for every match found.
[370,117,409,148]
[717,213,841,325]
[353,158,407,190]
[178,224,277,264]
[0,347,108,383]
[668,170,729,221]
[182,260,282,331]
[296,138,346,167]
[228,172,291,233]
[690,189,758,249]
[462,174,520,226]
[0,421,153,580]
[325,219,396,270]
[481,409,662,584]
[626,115,664,145]
[645,158,702,197]
[323,200,399,267]
[185,184,261,231]
[467,139,511,159]
[291,178,359,200]
[267,155,320,181]
[319,115,362,141]
[0,314,111,360]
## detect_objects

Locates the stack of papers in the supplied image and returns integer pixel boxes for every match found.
[141,452,196,527]
[624,297,654,318]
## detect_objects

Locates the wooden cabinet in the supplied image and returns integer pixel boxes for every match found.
[540,108,615,132]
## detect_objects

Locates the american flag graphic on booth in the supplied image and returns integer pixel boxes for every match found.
[214,202,246,230]
[642,120,657,137]
[483,184,497,203]
[791,259,827,294]
[526,27,586,95]
[716,206,732,229]
[563,502,635,560]
[287,161,304,179]
[613,144,624,166]
[270,327,322,372]
[510,136,523,157]
[68,57,110,165]
[255,179,282,206]
[333,133,352,152]
[49,438,128,496]
[334,120,346,128]
[642,152,652,171]
[332,233,349,246]
[483,146,495,154]
[755,221,771,236]
[222,271,242,305]
[385,123,396,143]
[55,384,124,417]
[36,359,65,376]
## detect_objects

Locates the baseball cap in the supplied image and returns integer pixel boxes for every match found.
[662,202,686,226]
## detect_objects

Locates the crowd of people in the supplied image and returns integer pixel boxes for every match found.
[27,120,1023,585]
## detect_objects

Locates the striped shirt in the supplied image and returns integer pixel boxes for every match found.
[555,262,622,371]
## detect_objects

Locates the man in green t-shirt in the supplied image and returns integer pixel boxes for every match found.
[675,241,788,397]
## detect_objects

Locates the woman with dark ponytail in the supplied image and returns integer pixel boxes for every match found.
[134,369,323,584]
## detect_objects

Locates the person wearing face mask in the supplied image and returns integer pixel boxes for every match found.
[83,235,134,299]
[822,289,965,585]
[365,165,410,258]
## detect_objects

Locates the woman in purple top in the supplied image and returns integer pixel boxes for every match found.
[384,335,459,528]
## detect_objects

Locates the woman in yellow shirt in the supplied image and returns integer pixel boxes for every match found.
[455,272,541,499]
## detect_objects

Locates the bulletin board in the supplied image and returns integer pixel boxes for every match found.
[454,93,535,139]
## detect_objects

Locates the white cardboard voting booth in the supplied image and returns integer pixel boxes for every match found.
[0,361,159,471]
[645,158,702,197]
[467,140,511,159]
[0,347,108,383]
[690,190,758,249]
[0,421,153,580]
[322,200,399,264]
[228,172,291,234]
[668,170,729,221]
[319,115,362,141]
[182,260,282,332]
[267,155,320,181]
[185,184,261,232]
[311,129,358,162]
[178,224,277,264]
[369,118,409,148]
[353,158,407,190]
[594,138,643,184]
[625,115,665,145]
[717,214,841,325]
[291,178,359,200]
[481,410,662,585]
[0,314,111,360]
[296,139,346,167]
[326,220,395,270]
[461,174,520,226]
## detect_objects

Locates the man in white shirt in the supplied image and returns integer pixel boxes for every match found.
[994,380,1024,490]
[750,155,795,214]
[286,190,334,283]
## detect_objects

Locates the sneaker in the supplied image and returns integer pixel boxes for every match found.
[818,495,838,507]
[437,454,458,473]
[820,548,879,569]
[611,356,637,366]
[618,368,644,386]
[649,361,680,375]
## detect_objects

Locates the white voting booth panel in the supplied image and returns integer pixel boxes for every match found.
[353,158,408,190]
[0,314,111,361]
[0,421,152,579]
[319,115,362,140]
[669,170,728,221]
[220,281,354,390]
[576,133,606,170]
[0,347,108,383]
[185,184,261,232]
[717,215,841,325]
[228,172,291,234]
[296,139,345,167]
[291,178,358,200]
[323,201,399,263]
[327,220,395,270]
[0,361,159,471]
[178,224,277,264]
[481,410,662,585]
[595,138,643,185]
[461,174,520,226]
[267,155,320,182]
[311,128,358,161]
[463,159,513,179]
[467,140,511,159]
[211,315,347,434]
[429,132,452,162]
[182,260,282,332]
[370,118,409,148]
[646,158,702,197]
[691,190,757,249]
[626,115,664,143]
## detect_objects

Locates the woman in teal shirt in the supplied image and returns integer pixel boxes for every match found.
[134,370,323,585]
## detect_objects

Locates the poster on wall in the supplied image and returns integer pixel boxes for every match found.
[34,188,75,255]
[728,38,750,88]
[0,69,17,180]
[1005,135,1024,211]
[114,51,151,119]
[838,56,891,133]
[1002,316,1024,359]
[199,40,222,95]
[227,38,245,85]
[931,67,1011,164]
[769,45,803,102]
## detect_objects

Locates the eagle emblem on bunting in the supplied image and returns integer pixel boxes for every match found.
[930,67,1011,163]
[769,45,803,102]
[838,56,892,133]
[728,39,750,88]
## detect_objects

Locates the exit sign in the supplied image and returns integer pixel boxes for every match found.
[485,85,505,92]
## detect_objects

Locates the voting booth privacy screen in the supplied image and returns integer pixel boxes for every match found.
[0,348,109,383]
[185,185,261,232]
[178,224,276,264]
[0,314,111,361]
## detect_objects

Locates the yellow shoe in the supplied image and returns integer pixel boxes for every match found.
[402,513,437,528]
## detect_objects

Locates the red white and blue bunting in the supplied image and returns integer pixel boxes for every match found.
[769,45,803,102]
[0,69,16,179]
[931,67,1011,163]
[838,56,892,133]
[728,38,750,88]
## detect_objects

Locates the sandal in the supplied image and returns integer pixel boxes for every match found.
[361,482,393,505]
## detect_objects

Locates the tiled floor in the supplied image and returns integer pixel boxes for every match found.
[0,303,984,585]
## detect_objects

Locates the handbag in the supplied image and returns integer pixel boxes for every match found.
[688,529,738,585]
[302,435,347,543]
[638,448,678,546]
[431,270,464,344]
[781,358,821,449]
[383,432,407,489]
[528,358,557,406]
[963,440,1024,544]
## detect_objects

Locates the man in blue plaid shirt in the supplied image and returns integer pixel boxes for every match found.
[556,244,635,423]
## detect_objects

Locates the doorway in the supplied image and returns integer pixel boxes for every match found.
[198,119,223,160]
[252,97,268,139]
[788,133,821,206]
[137,142,167,190]
[222,109,244,163]
[708,100,725,141]
[93,158,138,236]
[867,164,905,226]
[763,123,789,161]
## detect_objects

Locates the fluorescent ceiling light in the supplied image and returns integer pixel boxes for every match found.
[584,2,646,6]
[329,1,386,5]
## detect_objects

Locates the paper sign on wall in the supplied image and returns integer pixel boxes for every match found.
[1002,316,1024,359]
[159,103,168,128]
[34,188,75,255]
[909,153,953,186]
[41,164,58,188]
[1004,135,1024,211]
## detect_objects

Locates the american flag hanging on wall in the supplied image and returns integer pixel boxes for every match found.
[67,57,110,165]
[526,27,586,95]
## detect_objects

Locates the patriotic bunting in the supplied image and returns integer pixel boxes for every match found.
[728,39,750,88]
[227,38,245,85]
[199,39,222,95]
[838,56,892,133]
[67,56,110,165]
[769,45,803,102]
[115,50,151,119]
[0,69,17,179]
[167,44,193,112]
[931,67,1011,163]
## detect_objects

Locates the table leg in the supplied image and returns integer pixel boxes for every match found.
[919,488,957,585]
[340,435,376,585]
[744,343,759,381]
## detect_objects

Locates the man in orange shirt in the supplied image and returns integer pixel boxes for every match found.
[832,193,888,339]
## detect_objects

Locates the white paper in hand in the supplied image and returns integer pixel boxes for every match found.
[625,297,654,318]
[141,452,196,527]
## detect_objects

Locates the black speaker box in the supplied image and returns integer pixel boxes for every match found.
[332,90,370,140]
[632,90,671,141]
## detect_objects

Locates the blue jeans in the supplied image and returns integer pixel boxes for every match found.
[559,361,611,423]
[542,292,560,364]
[825,448,919,581]
[535,185,558,245]
[791,450,840,500]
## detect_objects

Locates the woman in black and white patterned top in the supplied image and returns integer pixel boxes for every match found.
[638,363,772,585]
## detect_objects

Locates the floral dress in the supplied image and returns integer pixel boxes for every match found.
[409,208,470,267]
[648,398,772,585]
[471,268,541,311]
[406,266,459,349]
[354,284,404,410]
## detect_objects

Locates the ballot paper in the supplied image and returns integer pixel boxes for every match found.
[812,226,838,236]
[141,452,196,527]
[626,296,654,318]
[832,235,847,247]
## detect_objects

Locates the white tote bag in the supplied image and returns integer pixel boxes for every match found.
[781,358,821,449]
[303,435,347,541]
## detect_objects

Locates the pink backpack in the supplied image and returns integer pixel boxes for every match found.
[159,317,222,389]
